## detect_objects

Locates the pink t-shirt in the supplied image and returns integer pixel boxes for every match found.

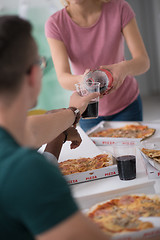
[45,0,139,116]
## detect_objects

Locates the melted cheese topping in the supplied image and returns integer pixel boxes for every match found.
[59,154,113,175]
[90,125,155,139]
[88,195,160,234]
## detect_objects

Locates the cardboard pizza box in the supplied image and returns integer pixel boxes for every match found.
[58,126,118,184]
[61,163,118,185]
[79,192,160,240]
[76,183,156,210]
[139,153,160,179]
[137,138,160,179]
[111,227,160,240]
[87,121,160,146]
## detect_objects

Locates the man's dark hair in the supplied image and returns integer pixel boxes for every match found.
[0,15,37,95]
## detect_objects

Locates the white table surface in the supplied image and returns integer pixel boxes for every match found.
[58,126,160,206]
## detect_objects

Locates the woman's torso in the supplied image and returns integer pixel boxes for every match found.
[45,0,139,116]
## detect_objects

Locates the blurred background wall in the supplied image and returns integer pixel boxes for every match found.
[0,0,160,114]
[0,0,70,110]
[127,0,160,96]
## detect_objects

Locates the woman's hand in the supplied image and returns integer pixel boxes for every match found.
[77,69,91,84]
[83,69,91,77]
[100,62,127,94]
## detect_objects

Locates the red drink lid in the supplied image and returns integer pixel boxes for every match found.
[83,69,113,94]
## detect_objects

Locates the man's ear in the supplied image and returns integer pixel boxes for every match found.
[26,65,41,109]
[27,65,38,88]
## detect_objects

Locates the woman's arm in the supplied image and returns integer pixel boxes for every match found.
[47,38,82,91]
[100,18,150,92]
[122,17,150,76]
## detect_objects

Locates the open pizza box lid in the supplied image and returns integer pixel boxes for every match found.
[86,121,160,146]
[136,138,160,179]
[58,126,118,184]
[142,156,160,179]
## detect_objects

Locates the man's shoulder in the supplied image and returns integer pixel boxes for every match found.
[14,147,53,173]
[0,147,63,199]
[0,146,47,180]
[0,129,41,166]
[9,146,44,167]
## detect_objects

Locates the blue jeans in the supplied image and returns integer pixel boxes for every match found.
[79,95,143,132]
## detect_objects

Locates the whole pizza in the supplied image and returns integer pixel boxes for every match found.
[59,153,113,175]
[88,194,160,235]
[89,124,155,140]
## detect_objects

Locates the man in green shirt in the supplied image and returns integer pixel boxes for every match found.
[0,15,109,240]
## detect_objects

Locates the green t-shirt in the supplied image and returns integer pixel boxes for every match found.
[0,128,78,240]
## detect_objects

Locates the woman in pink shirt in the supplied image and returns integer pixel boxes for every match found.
[45,0,150,132]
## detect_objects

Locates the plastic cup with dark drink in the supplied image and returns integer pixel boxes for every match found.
[116,155,136,180]
[114,143,136,180]
[75,82,100,119]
